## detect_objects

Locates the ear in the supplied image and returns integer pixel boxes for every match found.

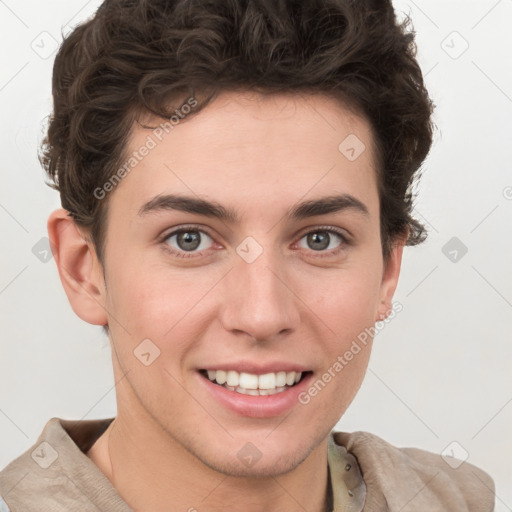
[375,237,405,322]
[47,208,108,326]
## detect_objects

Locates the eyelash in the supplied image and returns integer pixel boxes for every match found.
[160,225,350,259]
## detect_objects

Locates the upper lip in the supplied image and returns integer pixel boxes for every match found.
[199,362,311,374]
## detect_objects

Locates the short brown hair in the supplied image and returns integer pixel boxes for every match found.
[41,0,435,263]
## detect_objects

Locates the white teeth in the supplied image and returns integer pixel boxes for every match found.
[276,371,287,387]
[239,372,259,390]
[204,369,304,394]
[226,370,239,387]
[215,370,227,385]
[258,373,276,390]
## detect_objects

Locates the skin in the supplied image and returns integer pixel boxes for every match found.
[48,91,404,512]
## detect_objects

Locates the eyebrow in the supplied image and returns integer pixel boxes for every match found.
[138,193,369,222]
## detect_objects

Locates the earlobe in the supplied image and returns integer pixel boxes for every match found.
[375,238,405,322]
[47,209,108,326]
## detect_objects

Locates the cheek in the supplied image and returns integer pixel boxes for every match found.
[105,263,166,334]
[305,263,382,332]
[303,272,378,410]
[103,263,200,396]
[104,256,223,353]
[298,262,381,398]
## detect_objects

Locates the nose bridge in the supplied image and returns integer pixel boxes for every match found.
[220,239,300,341]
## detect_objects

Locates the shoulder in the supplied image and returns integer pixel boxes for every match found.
[0,416,122,511]
[0,496,10,512]
[0,418,58,510]
[332,430,495,512]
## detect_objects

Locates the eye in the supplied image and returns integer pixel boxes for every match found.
[296,227,348,255]
[160,225,349,259]
[162,226,214,258]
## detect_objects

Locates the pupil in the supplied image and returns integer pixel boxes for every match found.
[178,231,200,251]
[308,232,329,251]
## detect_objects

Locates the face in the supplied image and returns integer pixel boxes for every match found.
[94,91,401,477]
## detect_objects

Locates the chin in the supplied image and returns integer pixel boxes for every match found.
[202,449,310,479]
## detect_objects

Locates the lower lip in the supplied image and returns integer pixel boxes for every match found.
[197,371,314,418]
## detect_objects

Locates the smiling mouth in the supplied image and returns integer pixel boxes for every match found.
[199,369,312,396]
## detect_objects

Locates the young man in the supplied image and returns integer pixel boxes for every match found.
[0,0,495,510]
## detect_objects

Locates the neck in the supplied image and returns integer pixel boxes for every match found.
[88,409,331,512]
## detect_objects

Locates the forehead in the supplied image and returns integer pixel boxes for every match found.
[111,91,379,222]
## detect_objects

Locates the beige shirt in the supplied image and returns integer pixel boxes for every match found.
[0,417,495,511]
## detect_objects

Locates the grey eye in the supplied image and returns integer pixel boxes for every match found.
[165,229,213,253]
[298,230,344,252]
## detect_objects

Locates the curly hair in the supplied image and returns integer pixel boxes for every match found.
[41,0,435,263]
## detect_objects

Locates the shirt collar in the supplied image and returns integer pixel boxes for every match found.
[327,432,366,511]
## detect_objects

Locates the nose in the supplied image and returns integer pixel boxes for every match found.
[219,245,301,343]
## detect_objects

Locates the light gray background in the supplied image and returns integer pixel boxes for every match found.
[1,0,511,506]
